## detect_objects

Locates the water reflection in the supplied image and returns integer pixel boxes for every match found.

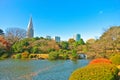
[0,59,89,80]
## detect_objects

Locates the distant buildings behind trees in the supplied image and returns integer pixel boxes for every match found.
[26,17,82,42]
[74,34,81,41]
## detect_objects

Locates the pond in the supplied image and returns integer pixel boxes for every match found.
[0,59,89,80]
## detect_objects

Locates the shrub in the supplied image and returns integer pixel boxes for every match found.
[69,63,119,80]
[15,54,21,59]
[70,50,78,60]
[48,51,59,60]
[21,51,29,59]
[89,58,112,64]
[110,54,120,65]
[29,54,34,58]
[0,53,9,59]
[62,53,69,60]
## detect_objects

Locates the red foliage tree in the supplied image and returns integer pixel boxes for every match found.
[0,36,10,50]
[89,58,112,64]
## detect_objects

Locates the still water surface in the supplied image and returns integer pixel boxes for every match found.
[0,59,89,80]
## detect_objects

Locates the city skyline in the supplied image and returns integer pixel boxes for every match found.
[0,0,120,41]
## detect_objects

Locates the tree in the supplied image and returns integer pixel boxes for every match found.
[86,38,96,44]
[68,38,75,43]
[5,27,26,45]
[87,26,120,58]
[75,38,85,46]
[78,38,85,45]
[100,26,120,53]
[0,29,4,35]
[12,39,30,53]
[60,41,69,49]
[48,51,59,60]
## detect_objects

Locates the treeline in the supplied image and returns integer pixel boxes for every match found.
[0,26,120,59]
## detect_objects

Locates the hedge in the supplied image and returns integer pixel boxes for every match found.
[69,63,119,80]
[110,54,120,65]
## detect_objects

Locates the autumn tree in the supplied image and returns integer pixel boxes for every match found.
[68,38,75,43]
[86,38,96,44]
[99,26,120,53]
[87,26,120,58]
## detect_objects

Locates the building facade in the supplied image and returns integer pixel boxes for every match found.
[74,34,81,41]
[27,17,34,38]
[46,36,51,40]
[55,36,60,42]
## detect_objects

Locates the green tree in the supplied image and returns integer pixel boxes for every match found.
[48,51,59,60]
[78,38,85,45]
[70,49,78,60]
[31,46,39,53]
[60,41,69,49]
[12,39,30,53]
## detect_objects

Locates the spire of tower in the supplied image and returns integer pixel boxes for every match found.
[28,16,33,29]
[27,16,34,38]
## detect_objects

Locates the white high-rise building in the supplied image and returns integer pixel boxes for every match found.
[27,17,34,38]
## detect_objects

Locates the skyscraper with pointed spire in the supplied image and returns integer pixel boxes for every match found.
[27,17,34,38]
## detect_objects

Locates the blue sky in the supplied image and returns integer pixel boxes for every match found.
[0,0,120,41]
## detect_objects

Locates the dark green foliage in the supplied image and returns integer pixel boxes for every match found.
[69,63,119,80]
[0,53,9,59]
[59,50,69,59]
[70,50,78,60]
[110,54,120,65]
[62,53,69,60]
[0,49,5,57]
[60,41,69,49]
[74,38,85,46]
[78,38,85,45]
[0,29,4,35]
[15,54,21,59]
[12,39,30,53]
[48,51,59,60]
[31,47,39,53]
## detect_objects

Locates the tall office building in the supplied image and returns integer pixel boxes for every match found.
[74,34,81,41]
[46,36,51,40]
[55,36,60,42]
[27,17,34,38]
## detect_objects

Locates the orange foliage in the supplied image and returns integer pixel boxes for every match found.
[89,58,112,64]
[0,36,10,50]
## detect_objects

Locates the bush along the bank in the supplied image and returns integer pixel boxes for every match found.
[21,51,29,59]
[110,54,120,65]
[69,63,119,80]
[48,51,59,60]
[89,58,112,64]
[15,53,21,59]
[70,50,78,60]
[69,58,119,80]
